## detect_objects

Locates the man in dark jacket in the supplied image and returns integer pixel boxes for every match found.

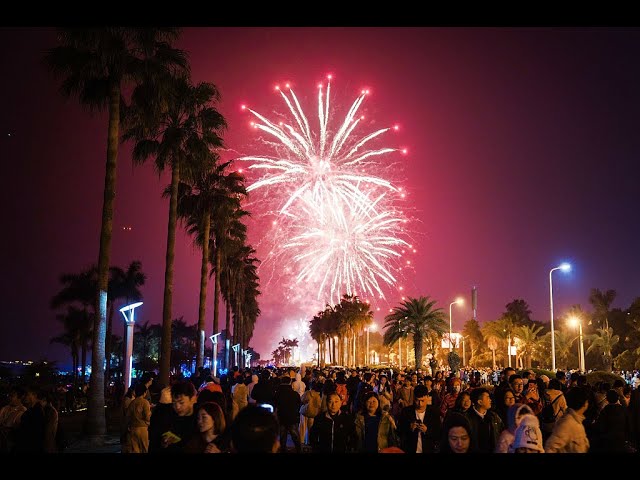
[397,384,441,453]
[466,387,505,453]
[591,389,629,452]
[308,392,355,452]
[274,376,302,453]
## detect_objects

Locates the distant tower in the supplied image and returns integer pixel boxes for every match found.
[472,286,478,321]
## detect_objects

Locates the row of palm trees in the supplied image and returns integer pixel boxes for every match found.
[45,28,260,437]
[310,291,640,372]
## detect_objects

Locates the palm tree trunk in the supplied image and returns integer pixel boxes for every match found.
[196,212,211,369]
[213,246,221,343]
[159,161,180,385]
[225,299,231,369]
[81,341,87,384]
[87,80,120,438]
[104,301,114,392]
[414,333,423,369]
[72,347,78,385]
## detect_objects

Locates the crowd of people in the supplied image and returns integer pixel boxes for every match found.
[2,364,639,454]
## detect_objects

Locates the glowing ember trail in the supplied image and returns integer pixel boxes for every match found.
[239,77,411,305]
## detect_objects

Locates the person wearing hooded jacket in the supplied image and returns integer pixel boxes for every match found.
[544,386,590,453]
[495,403,534,453]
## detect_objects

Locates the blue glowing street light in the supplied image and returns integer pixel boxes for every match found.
[119,301,143,389]
[549,262,571,371]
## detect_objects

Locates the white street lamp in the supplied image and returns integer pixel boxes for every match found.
[119,301,143,389]
[549,262,571,371]
[569,317,585,372]
[449,298,464,352]
[209,332,221,378]
[232,343,240,368]
[366,323,377,366]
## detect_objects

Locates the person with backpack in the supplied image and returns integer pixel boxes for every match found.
[539,378,566,439]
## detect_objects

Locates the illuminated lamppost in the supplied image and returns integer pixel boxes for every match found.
[119,302,143,390]
[232,344,240,368]
[209,332,221,378]
[449,298,464,352]
[549,262,571,371]
[366,323,377,366]
[569,317,585,372]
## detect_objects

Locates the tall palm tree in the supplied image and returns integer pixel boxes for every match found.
[586,320,620,372]
[126,78,226,384]
[51,306,85,384]
[177,162,246,368]
[44,28,187,437]
[461,318,485,365]
[383,296,446,368]
[504,299,533,325]
[513,324,543,368]
[589,288,617,329]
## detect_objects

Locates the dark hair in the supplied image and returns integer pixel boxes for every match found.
[440,413,473,454]
[565,386,589,410]
[413,384,429,399]
[360,391,381,415]
[134,382,147,397]
[171,380,197,399]
[231,405,279,453]
[470,387,490,406]
[606,389,620,404]
[555,371,566,380]
[548,378,562,391]
[198,401,226,435]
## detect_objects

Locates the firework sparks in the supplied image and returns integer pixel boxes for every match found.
[239,78,410,304]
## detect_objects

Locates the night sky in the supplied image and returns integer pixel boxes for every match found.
[2,27,639,368]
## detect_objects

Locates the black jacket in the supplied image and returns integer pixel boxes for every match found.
[309,411,355,453]
[396,404,441,453]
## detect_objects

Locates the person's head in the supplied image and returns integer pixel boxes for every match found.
[22,385,39,408]
[470,388,491,413]
[441,413,472,454]
[512,414,544,453]
[325,392,342,416]
[509,374,524,394]
[539,375,550,387]
[454,391,472,412]
[548,378,562,391]
[502,367,516,381]
[606,389,620,405]
[171,381,198,417]
[413,384,431,413]
[451,377,462,394]
[555,370,566,382]
[8,386,25,406]
[506,403,534,432]
[141,372,155,388]
[503,389,516,409]
[362,391,381,416]
[134,382,147,398]
[197,401,226,435]
[565,386,589,414]
[570,372,580,384]
[230,405,279,453]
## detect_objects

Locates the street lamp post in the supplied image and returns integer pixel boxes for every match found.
[232,343,240,368]
[549,262,571,371]
[209,332,221,378]
[449,298,464,352]
[366,323,377,366]
[119,302,143,390]
[569,317,585,372]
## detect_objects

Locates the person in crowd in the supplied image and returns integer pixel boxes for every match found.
[544,386,590,453]
[38,389,59,453]
[13,385,45,452]
[629,388,640,451]
[155,381,199,453]
[439,412,474,453]
[373,374,393,413]
[0,386,26,453]
[397,383,441,454]
[250,370,275,409]
[126,382,152,453]
[509,375,526,404]
[274,375,302,453]
[292,371,306,397]
[120,385,136,453]
[184,401,229,453]
[299,381,322,445]
[440,377,462,420]
[591,389,629,452]
[466,387,505,453]
[230,404,280,453]
[511,414,545,453]
[540,378,566,439]
[354,391,398,453]
[308,391,355,453]
[447,390,472,418]
[495,403,534,453]
[494,387,516,425]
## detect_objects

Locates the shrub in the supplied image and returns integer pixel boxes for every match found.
[586,371,623,386]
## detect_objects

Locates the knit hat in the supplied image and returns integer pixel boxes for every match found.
[512,414,544,453]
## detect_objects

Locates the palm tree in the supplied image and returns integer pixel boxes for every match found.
[134,321,160,372]
[383,296,446,368]
[177,161,246,368]
[126,78,226,384]
[51,306,85,384]
[504,299,533,325]
[513,324,543,368]
[461,318,485,365]
[589,288,617,329]
[586,320,620,372]
[44,28,187,437]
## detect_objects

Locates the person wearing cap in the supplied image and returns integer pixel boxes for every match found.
[512,414,544,453]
